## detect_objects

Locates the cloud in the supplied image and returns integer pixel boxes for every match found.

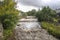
[17,0,60,9]
[17,0,44,8]
[16,3,38,12]
[16,0,60,12]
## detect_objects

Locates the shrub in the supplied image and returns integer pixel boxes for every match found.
[0,0,19,29]
[0,0,19,40]
[36,7,56,22]
[41,22,60,38]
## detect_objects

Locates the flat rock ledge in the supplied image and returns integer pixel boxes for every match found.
[14,27,59,40]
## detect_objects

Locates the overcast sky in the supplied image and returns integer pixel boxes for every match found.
[16,0,60,12]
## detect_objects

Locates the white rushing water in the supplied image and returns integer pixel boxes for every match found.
[16,22,41,30]
[16,18,41,30]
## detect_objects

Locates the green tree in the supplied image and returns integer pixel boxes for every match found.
[36,7,56,22]
[0,0,19,29]
[27,9,37,16]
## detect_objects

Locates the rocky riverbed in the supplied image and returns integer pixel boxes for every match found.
[14,16,59,40]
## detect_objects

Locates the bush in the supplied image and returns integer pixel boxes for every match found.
[3,29,12,40]
[3,27,15,40]
[26,7,56,22]
[0,0,19,29]
[0,0,19,40]
[36,7,56,22]
[41,22,60,38]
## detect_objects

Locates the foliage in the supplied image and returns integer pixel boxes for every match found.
[3,29,13,40]
[3,27,15,40]
[21,12,27,18]
[26,7,56,22]
[0,0,19,29]
[41,22,60,38]
[0,0,19,40]
[26,9,37,16]
[36,7,56,22]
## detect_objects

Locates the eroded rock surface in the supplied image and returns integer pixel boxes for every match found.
[15,27,58,40]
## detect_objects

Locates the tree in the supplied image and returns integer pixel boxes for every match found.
[0,0,19,29]
[36,7,56,22]
[27,9,37,16]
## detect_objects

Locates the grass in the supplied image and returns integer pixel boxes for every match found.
[41,22,60,39]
